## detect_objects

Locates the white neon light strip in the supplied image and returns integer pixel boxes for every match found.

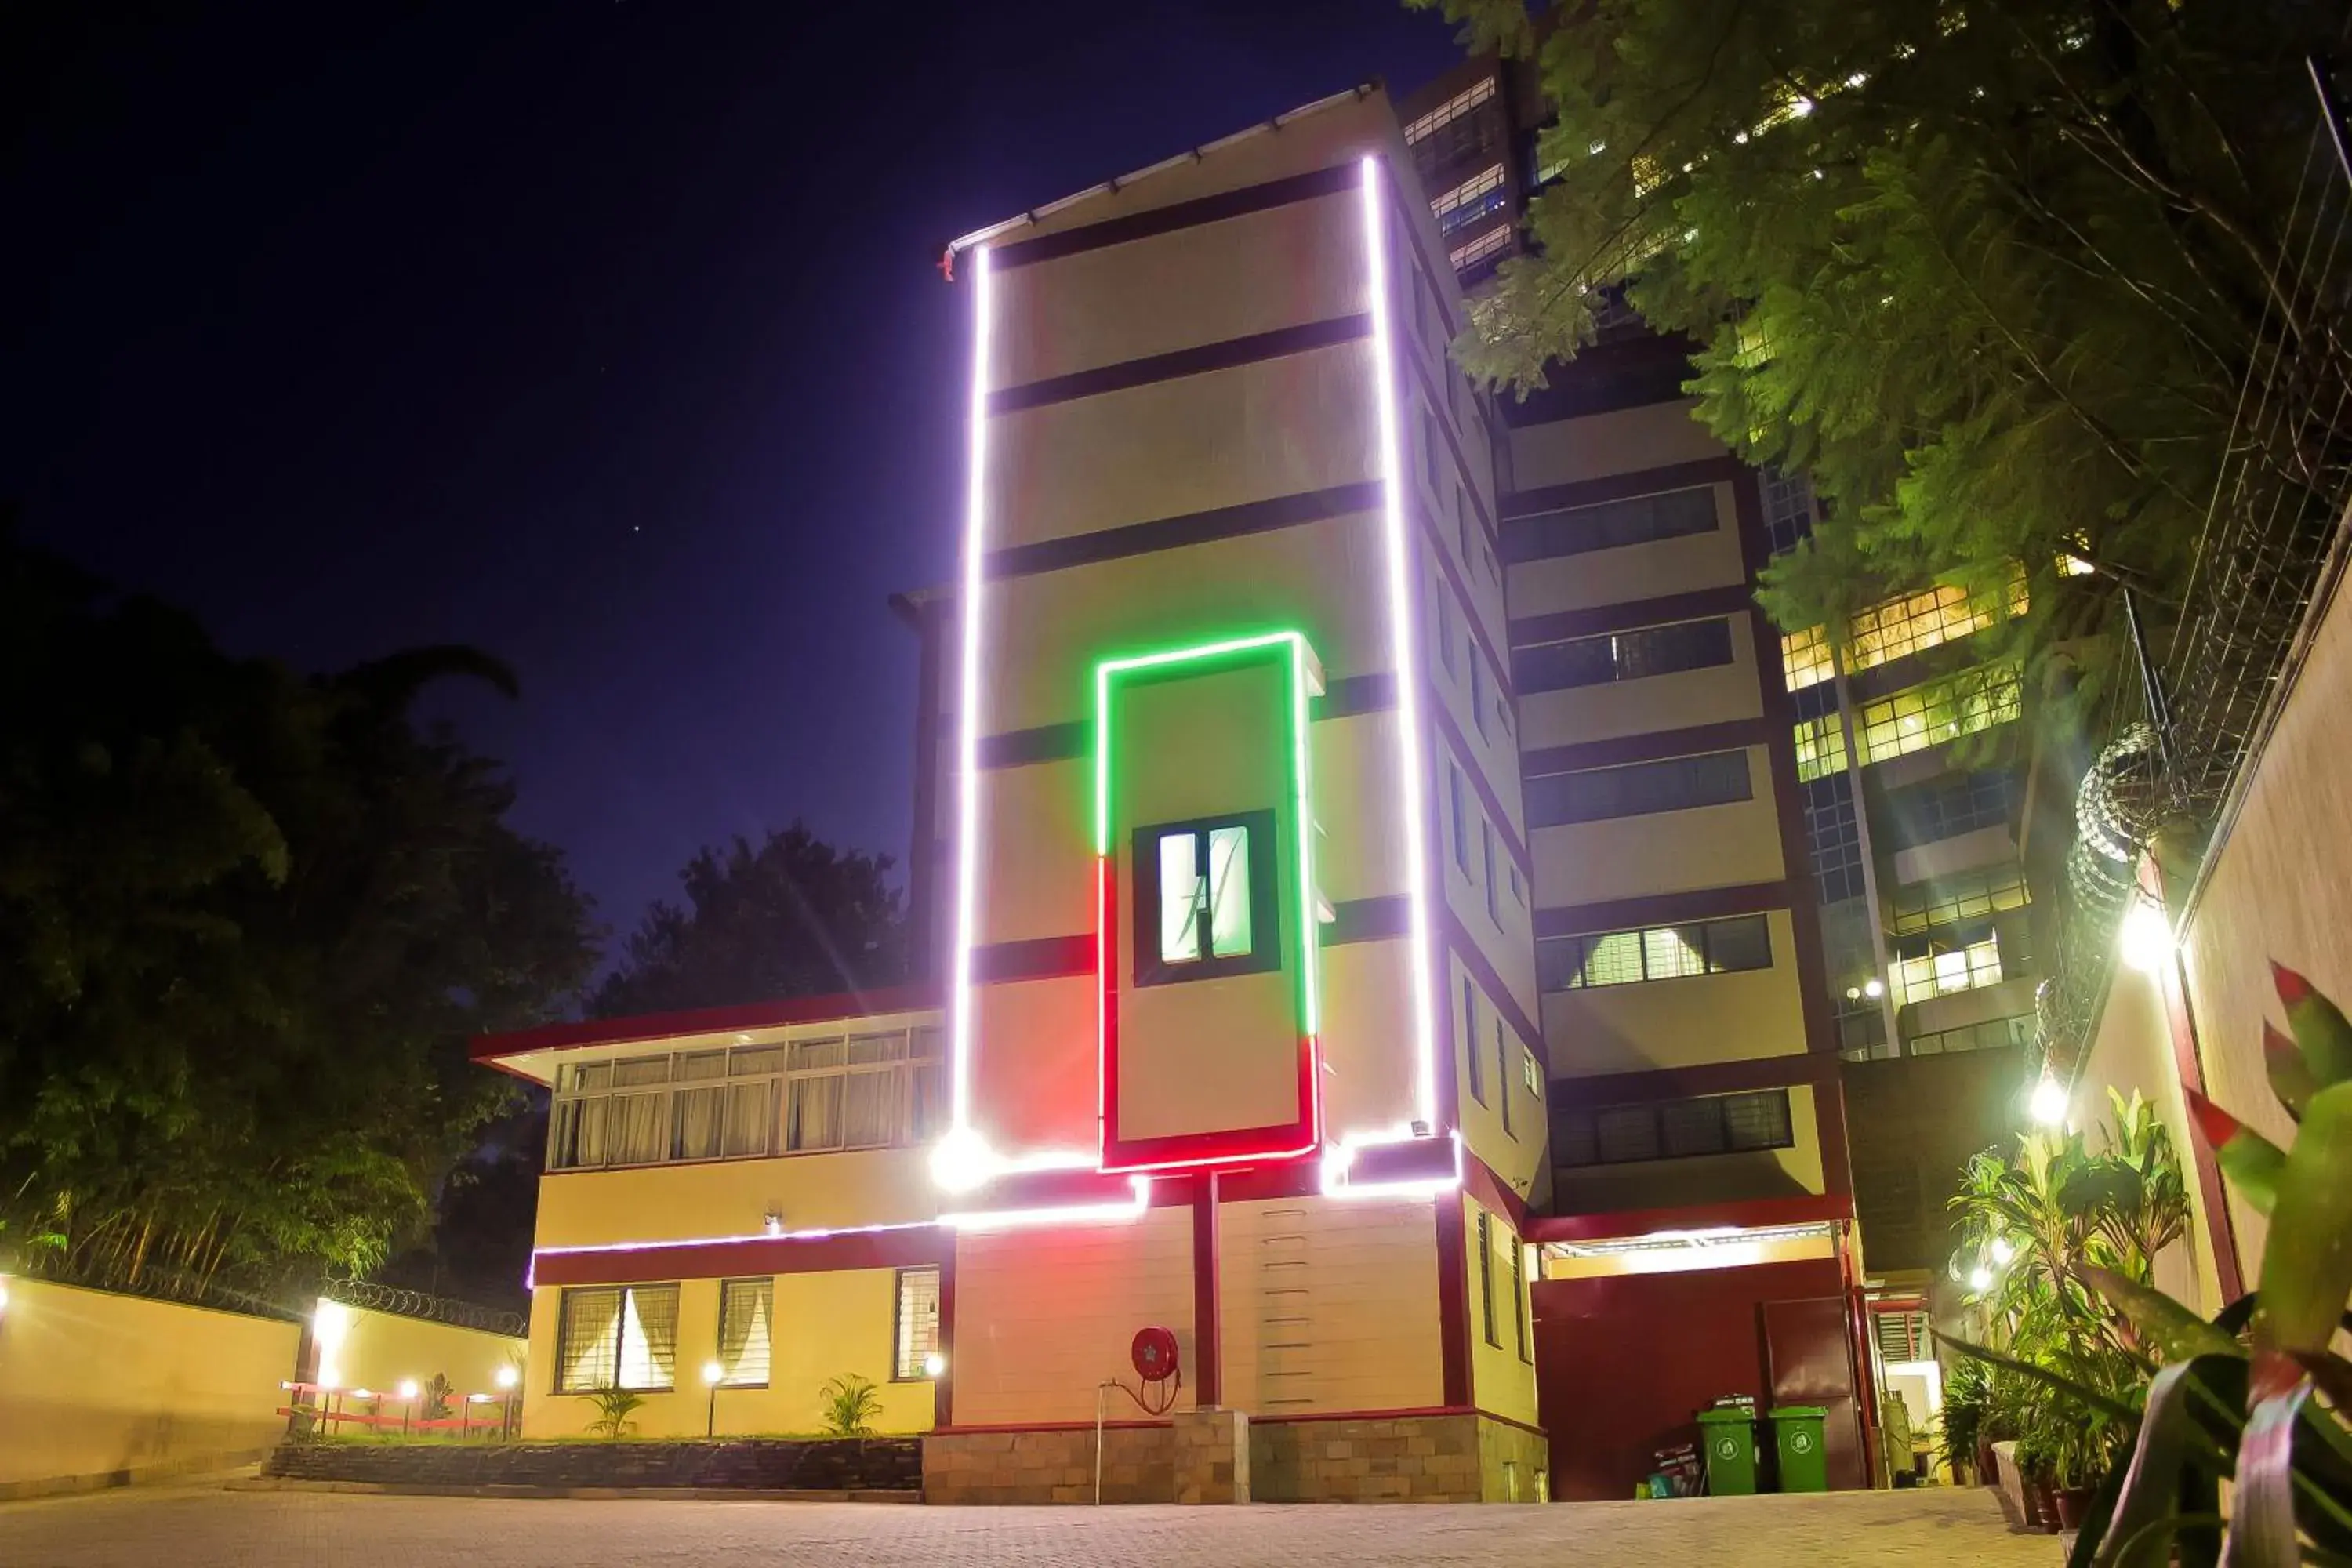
[942,1176,1152,1232]
[1358,154,1442,1133]
[946,243,996,1133]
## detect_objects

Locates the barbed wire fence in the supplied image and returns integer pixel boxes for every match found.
[2038,53,2352,1079]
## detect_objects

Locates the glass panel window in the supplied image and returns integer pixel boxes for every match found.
[557,1283,677,1392]
[1504,486,1718,564]
[1642,927,1708,981]
[1432,162,1508,236]
[1207,825,1252,957]
[717,1278,773,1387]
[1539,913,1773,992]
[895,1267,942,1380]
[1526,750,1751,826]
[1160,830,1203,964]
[1793,664,2023,781]
[1555,1090,1796,1170]
[1476,1211,1499,1347]
[1780,564,2030,692]
[1463,978,1486,1106]
[1518,618,1738,695]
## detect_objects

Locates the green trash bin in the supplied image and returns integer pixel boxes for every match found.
[1770,1406,1831,1493]
[1696,1407,1759,1496]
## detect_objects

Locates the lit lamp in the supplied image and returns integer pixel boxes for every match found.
[702,1359,725,1439]
[2119,895,2173,975]
[494,1363,521,1442]
[397,1378,420,1437]
[2029,1076,2069,1128]
[924,1352,947,1379]
[1862,977,1885,999]
[1967,1264,1994,1292]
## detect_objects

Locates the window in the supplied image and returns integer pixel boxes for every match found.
[1476,1210,1500,1347]
[1435,577,1458,677]
[1504,485,1716,564]
[1522,1045,1542,1098]
[1802,774,1866,904]
[895,1266,942,1381]
[1552,1090,1795,1169]
[556,1283,679,1392]
[1432,162,1508,236]
[1780,565,2031,692]
[1890,862,2030,937]
[1481,819,1501,925]
[1526,750,1751,827]
[1537,913,1771,992]
[1495,1019,1514,1137]
[1468,652,1489,740]
[1792,665,2023,781]
[1449,224,1512,274]
[1893,933,2005,1006]
[1511,1236,1531,1363]
[1759,467,1816,557]
[1886,769,2017,849]
[1449,766,1472,874]
[1135,812,1278,984]
[1457,486,1474,566]
[717,1278,773,1387]
[549,1029,944,1171]
[1463,978,1486,1106]
[1508,863,1526,906]
[1405,78,1501,177]
[1908,1013,2034,1057]
[1403,78,1497,146]
[1514,618,1737,694]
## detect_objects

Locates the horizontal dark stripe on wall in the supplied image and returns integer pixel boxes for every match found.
[992,161,1362,270]
[1500,455,1746,521]
[976,673,1399,772]
[1327,894,1410,946]
[991,314,1370,415]
[1520,717,1775,779]
[1546,1050,1838,1107]
[1532,877,1803,939]
[972,933,1094,984]
[985,480,1381,581]
[1509,583,1755,648]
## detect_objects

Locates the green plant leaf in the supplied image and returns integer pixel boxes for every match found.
[2183,1087,2286,1216]
[2078,1265,2242,1363]
[2274,963,2352,1091]
[2253,1081,2352,1356]
[2263,1023,2318,1123]
[1933,1330,2139,1422]
[2231,1357,2314,1568]
[2091,1361,2233,1568]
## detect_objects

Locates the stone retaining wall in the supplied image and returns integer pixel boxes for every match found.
[924,1425,1175,1504]
[263,1436,920,1493]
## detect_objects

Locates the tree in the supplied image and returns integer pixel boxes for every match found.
[0,530,595,1296]
[593,825,906,1018]
[1415,0,2349,678]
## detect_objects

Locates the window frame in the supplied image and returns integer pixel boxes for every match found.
[1131,809,1280,987]
[893,1265,942,1383]
[1537,913,1773,993]
[554,1282,681,1394]
[1462,977,1486,1107]
[715,1276,774,1389]
[1551,1089,1796,1171]
[1476,1210,1500,1348]
[1525,749,1752,828]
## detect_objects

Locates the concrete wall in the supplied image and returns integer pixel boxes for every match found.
[1529,746,1788,908]
[1217,1195,1443,1417]
[0,1279,297,1498]
[1463,1194,1540,1429]
[314,1301,524,1400]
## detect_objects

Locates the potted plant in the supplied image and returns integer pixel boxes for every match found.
[1940,1355,1990,1484]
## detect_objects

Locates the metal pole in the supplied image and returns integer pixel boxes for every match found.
[1095,1381,1111,1505]
[707,1385,717,1439]
[1831,642,1904,1054]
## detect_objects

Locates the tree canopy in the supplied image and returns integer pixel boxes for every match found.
[1416,0,2350,675]
[0,532,595,1297]
[593,824,906,1018]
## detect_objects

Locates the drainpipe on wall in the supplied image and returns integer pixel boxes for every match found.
[1831,644,1904,1055]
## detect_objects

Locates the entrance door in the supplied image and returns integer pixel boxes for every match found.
[1761,1295,1867,1490]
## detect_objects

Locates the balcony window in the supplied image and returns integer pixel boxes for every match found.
[1539,913,1772,992]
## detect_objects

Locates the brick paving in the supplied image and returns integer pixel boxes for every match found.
[0,1478,2053,1566]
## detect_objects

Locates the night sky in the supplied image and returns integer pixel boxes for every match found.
[7,2,1463,949]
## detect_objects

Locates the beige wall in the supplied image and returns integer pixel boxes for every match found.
[1450,949,1547,1205]
[2074,967,2220,1312]
[1519,609,1766,752]
[1530,746,1788,908]
[521,1268,931,1439]
[1219,1195,1444,1415]
[535,1145,936,1250]
[1506,397,1725,494]
[952,1207,1195,1425]
[1541,911,1810,1076]
[1462,1195,1540,1427]
[314,1302,524,1401]
[0,1279,296,1495]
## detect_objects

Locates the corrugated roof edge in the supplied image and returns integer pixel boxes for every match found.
[470,982,941,1063]
[941,82,1381,263]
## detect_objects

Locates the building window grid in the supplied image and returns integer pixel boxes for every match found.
[1782,568,2031,694]
[894,1266,942,1381]
[1482,819,1501,925]
[1889,862,2030,938]
[1553,1089,1796,1169]
[1463,977,1486,1106]
[1504,485,1718,565]
[1759,468,1817,557]
[1802,774,1867,905]
[1908,1013,2035,1057]
[1514,616,1737,695]
[1495,1018,1514,1137]
[1538,913,1772,993]
[1792,666,2023,782]
[1893,934,2005,1007]
[1526,749,1751,828]
[1403,78,1497,147]
[555,1283,680,1393]
[716,1277,773,1388]
[1449,765,1473,874]
[1887,768,2016,849]
[549,1030,944,1172]
[1432,162,1508,236]
[1449,224,1512,274]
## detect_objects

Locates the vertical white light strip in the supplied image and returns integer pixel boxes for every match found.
[946,244,996,1135]
[1359,156,1442,1131]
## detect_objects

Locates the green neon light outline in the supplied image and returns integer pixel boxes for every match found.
[1092,630,1322,1039]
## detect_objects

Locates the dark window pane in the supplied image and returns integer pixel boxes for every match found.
[1527,750,1751,827]
[1723,1091,1795,1151]
[1505,486,1719,563]
[1659,1098,1727,1158]
[1705,915,1773,973]
[1551,1110,1597,1167]
[1594,1106,1661,1163]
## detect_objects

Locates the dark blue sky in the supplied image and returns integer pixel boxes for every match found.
[6,2,1463,949]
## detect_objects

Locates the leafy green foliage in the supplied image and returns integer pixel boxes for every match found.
[818,1374,883,1437]
[1411,0,2348,705]
[585,1385,645,1439]
[0,533,594,1296]
[593,825,905,1018]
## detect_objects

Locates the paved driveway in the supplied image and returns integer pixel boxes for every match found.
[0,1479,2049,1566]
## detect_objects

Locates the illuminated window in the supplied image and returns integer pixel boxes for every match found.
[1138,814,1274,983]
[1893,934,2005,1006]
[1449,224,1512,274]
[1759,468,1816,555]
[1432,162,1509,236]
[1538,913,1771,992]
[716,1278,772,1387]
[1889,862,2030,937]
[894,1267,942,1381]
[1792,665,2022,780]
[1522,1046,1542,1097]
[1515,617,1736,694]
[1505,485,1716,564]
[548,1029,943,1171]
[1908,1013,2033,1056]
[1403,78,1497,147]
[1554,1090,1794,1169]
[1781,567,2031,692]
[556,1283,678,1393]
[1526,750,1751,826]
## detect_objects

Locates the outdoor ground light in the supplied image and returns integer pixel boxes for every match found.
[924,1352,947,1378]
[396,1379,419,1402]
[702,1359,725,1437]
[494,1365,519,1391]
[2119,894,2173,974]
[2029,1075,2069,1127]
